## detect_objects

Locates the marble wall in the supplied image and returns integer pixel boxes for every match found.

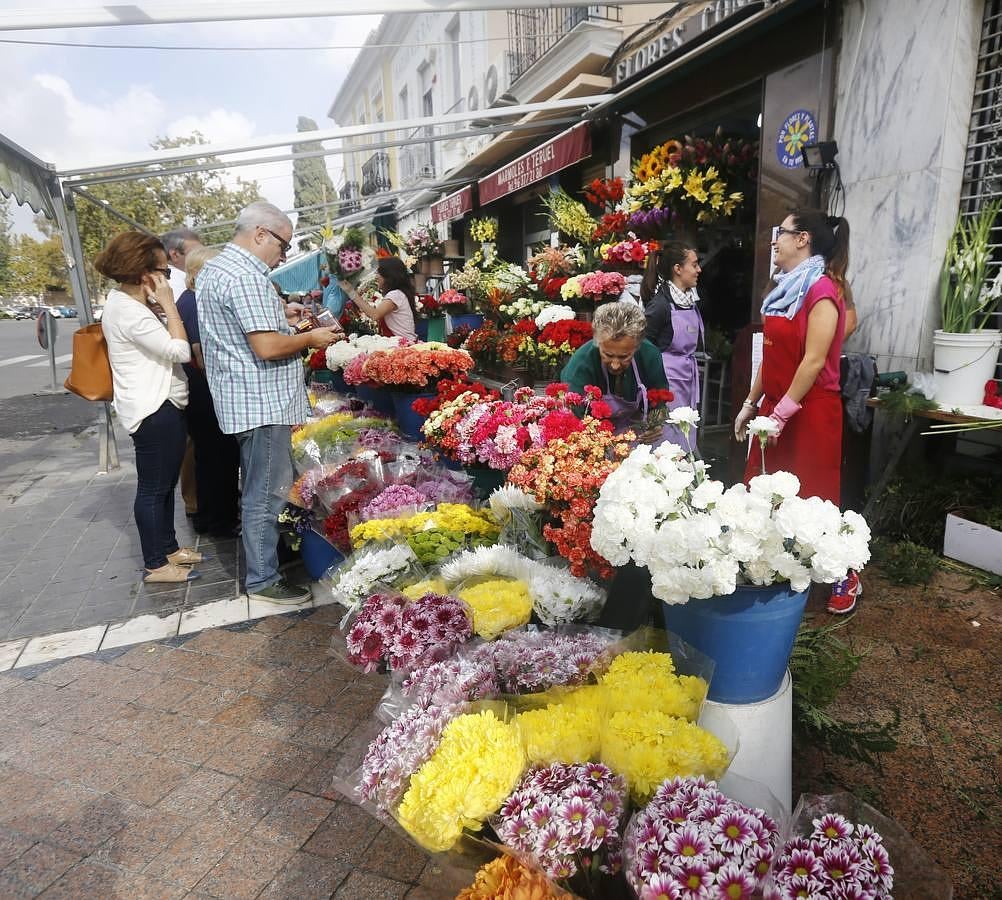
[835,0,984,374]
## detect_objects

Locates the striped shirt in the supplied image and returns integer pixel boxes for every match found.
[196,242,309,434]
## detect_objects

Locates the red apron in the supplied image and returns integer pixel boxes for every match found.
[744,314,842,504]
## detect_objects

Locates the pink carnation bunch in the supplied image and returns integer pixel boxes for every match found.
[343,352,371,386]
[345,591,472,673]
[624,776,780,900]
[495,762,628,881]
[338,247,363,274]
[361,346,474,390]
[438,289,469,309]
[578,271,626,297]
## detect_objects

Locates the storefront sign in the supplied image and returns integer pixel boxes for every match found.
[613,0,769,86]
[430,186,473,223]
[775,109,817,168]
[477,124,591,206]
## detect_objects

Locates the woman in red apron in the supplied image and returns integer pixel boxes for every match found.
[734,208,860,613]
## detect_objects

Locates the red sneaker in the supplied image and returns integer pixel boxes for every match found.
[827,570,862,614]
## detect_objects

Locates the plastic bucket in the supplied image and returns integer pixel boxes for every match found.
[662,583,808,704]
[355,384,395,416]
[415,319,430,341]
[329,370,353,395]
[391,391,434,441]
[301,528,345,580]
[466,465,507,498]
[932,329,1001,407]
[449,313,484,333]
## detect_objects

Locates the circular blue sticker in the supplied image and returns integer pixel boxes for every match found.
[776,109,818,169]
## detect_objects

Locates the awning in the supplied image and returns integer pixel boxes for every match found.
[270,249,327,294]
[477,122,591,206]
[0,133,57,218]
[430,186,474,224]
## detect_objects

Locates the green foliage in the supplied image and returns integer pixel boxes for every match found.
[292,116,337,233]
[877,385,939,421]
[869,468,1002,549]
[6,233,69,296]
[790,618,899,765]
[871,538,941,585]
[939,199,1002,333]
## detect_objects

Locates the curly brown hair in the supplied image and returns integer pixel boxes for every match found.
[93,232,166,285]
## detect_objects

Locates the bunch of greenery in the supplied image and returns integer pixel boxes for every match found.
[939,198,1002,333]
[871,538,941,585]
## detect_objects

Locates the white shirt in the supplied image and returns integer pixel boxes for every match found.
[101,289,190,433]
[168,266,188,301]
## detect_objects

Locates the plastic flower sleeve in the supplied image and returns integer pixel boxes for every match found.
[455,843,577,900]
[453,575,534,640]
[525,558,606,626]
[763,791,953,900]
[320,542,426,626]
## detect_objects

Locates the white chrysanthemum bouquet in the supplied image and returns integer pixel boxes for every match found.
[590,443,871,605]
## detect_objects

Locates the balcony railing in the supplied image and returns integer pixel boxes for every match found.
[361,151,391,196]
[507,5,622,82]
[339,181,360,215]
[399,143,436,187]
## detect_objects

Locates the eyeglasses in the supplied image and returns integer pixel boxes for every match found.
[774,226,804,239]
[262,227,291,255]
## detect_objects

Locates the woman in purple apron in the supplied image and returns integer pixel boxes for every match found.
[561,302,669,437]
[642,242,704,450]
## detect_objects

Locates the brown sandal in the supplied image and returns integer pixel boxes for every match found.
[144,562,199,583]
[167,548,205,565]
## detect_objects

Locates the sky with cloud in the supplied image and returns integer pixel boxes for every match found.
[0,5,383,235]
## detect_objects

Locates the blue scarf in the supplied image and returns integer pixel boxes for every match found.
[761,254,826,319]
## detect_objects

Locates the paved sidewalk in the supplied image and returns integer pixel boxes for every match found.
[0,606,472,899]
[0,400,241,642]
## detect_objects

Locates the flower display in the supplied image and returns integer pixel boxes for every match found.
[600,235,659,268]
[535,304,577,329]
[414,294,442,319]
[327,543,424,618]
[358,344,474,390]
[410,376,499,419]
[542,188,599,244]
[324,225,374,282]
[358,702,459,810]
[560,271,627,302]
[599,651,707,722]
[516,696,602,766]
[765,811,894,899]
[495,762,628,882]
[403,223,443,259]
[500,296,551,321]
[537,320,593,361]
[623,776,780,899]
[326,334,404,371]
[457,577,534,639]
[457,854,573,899]
[359,484,429,520]
[509,418,635,578]
[396,709,526,851]
[591,444,872,603]
[345,590,472,672]
[438,288,470,311]
[470,216,499,242]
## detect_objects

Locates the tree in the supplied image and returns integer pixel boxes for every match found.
[6,233,69,298]
[71,132,262,293]
[292,116,337,237]
[0,197,12,298]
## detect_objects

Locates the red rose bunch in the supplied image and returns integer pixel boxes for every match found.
[601,237,659,266]
[592,211,629,243]
[584,177,625,206]
[512,318,539,338]
[446,324,473,349]
[541,275,570,299]
[308,348,328,371]
[538,319,593,350]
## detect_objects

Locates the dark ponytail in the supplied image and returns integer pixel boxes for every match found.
[789,207,851,301]
[640,241,694,305]
[376,256,418,320]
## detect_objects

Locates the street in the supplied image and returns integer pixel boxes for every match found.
[0,319,77,400]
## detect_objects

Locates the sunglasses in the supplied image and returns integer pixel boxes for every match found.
[152,266,171,277]
[262,227,291,255]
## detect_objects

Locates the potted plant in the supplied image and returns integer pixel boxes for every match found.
[935,199,1002,407]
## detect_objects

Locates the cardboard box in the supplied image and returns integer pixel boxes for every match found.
[943,513,1002,576]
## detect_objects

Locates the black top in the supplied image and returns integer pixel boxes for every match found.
[644,283,674,351]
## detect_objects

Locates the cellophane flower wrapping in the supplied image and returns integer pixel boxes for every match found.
[491,761,629,885]
[623,775,781,899]
[337,588,473,674]
[457,851,575,899]
[454,575,534,640]
[591,443,872,604]
[763,792,953,900]
[322,541,426,625]
[489,486,550,561]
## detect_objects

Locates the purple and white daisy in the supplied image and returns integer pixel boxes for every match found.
[716,863,759,899]
[813,813,854,846]
[712,810,757,855]
[674,858,713,898]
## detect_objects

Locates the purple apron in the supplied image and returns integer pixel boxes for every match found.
[602,358,649,434]
[660,304,703,450]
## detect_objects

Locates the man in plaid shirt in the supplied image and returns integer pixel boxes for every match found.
[198,201,341,603]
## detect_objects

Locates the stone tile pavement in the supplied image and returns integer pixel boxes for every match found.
[0,606,474,899]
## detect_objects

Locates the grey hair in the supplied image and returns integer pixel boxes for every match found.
[234,201,292,235]
[592,301,647,343]
[160,227,201,253]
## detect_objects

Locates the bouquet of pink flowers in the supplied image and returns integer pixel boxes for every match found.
[345,590,472,673]
[561,271,626,303]
[600,236,659,268]
[624,776,780,899]
[359,345,474,390]
[404,224,443,259]
[437,289,471,312]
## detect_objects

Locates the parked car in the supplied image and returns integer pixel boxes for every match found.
[13,307,33,320]
[56,306,78,318]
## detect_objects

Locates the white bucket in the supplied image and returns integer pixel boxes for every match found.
[932,329,1001,408]
[698,669,792,815]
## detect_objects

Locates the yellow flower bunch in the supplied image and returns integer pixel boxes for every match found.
[601,709,730,804]
[397,710,525,851]
[517,700,601,765]
[400,577,449,600]
[559,276,584,301]
[599,651,707,722]
[470,216,499,242]
[350,503,501,549]
[541,188,598,244]
[458,578,533,639]
[291,413,356,448]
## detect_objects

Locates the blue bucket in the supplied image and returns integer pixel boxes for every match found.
[449,313,484,332]
[356,384,395,416]
[467,465,508,498]
[415,319,430,341]
[392,391,434,441]
[329,370,354,395]
[300,529,345,581]
[662,582,808,704]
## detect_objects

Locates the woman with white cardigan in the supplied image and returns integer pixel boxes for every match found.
[96,232,203,584]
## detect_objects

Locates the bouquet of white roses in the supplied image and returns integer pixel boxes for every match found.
[590,444,871,604]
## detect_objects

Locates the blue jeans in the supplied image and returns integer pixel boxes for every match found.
[130,400,187,569]
[235,424,293,593]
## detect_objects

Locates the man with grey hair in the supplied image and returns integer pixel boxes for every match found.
[161,227,203,300]
[197,200,342,603]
